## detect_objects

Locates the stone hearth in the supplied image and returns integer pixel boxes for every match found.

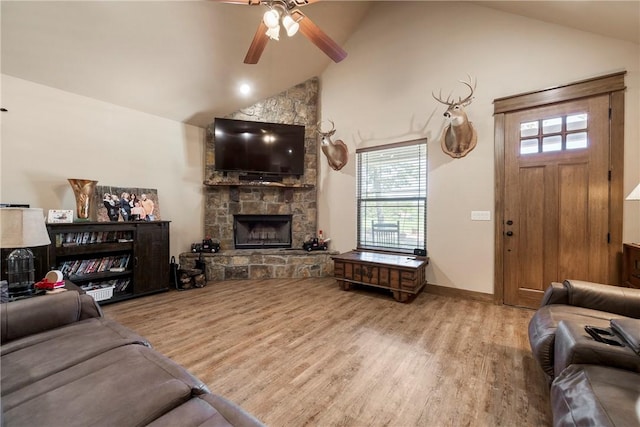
[179,249,337,281]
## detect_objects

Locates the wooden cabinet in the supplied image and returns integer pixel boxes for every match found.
[133,223,170,295]
[46,221,170,304]
[622,243,640,289]
[332,251,429,302]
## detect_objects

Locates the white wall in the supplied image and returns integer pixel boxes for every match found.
[0,75,205,258]
[319,2,640,294]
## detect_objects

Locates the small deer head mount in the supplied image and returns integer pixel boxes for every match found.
[433,76,478,159]
[317,120,349,171]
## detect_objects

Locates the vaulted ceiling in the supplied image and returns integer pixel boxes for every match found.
[2,1,638,128]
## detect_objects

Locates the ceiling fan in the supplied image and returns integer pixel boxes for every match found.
[214,0,347,64]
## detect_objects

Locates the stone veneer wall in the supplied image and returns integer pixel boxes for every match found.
[179,250,337,281]
[203,78,319,251]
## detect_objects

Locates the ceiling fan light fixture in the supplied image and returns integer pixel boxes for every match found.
[265,24,280,41]
[263,9,280,28]
[282,14,299,37]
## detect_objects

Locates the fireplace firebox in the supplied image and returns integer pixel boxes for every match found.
[233,215,292,249]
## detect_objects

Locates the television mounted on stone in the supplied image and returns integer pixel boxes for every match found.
[214,118,305,179]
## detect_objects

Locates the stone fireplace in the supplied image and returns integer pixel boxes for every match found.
[180,78,337,281]
[234,214,292,249]
[202,77,320,250]
[180,77,335,281]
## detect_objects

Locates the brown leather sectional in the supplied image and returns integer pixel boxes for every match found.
[0,291,265,427]
[528,279,640,426]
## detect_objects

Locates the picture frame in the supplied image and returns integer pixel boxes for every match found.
[93,186,161,222]
[47,209,74,223]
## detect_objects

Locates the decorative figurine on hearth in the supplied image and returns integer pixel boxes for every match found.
[317,120,348,171]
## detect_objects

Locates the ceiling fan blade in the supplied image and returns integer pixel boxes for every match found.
[291,10,347,63]
[290,0,321,5]
[209,0,262,4]
[209,1,319,6]
[244,21,270,64]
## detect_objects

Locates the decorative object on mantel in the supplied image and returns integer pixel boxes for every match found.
[432,75,478,159]
[68,179,98,221]
[212,0,347,64]
[317,120,348,171]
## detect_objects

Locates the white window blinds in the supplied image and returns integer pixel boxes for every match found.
[356,140,427,253]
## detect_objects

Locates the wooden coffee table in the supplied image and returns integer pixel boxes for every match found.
[331,251,429,302]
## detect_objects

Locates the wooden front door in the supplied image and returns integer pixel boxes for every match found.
[502,95,612,308]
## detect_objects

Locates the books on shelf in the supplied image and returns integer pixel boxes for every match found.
[58,254,131,277]
[56,231,134,247]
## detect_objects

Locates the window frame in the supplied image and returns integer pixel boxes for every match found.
[356,138,427,254]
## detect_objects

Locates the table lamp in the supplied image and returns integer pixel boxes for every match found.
[628,182,640,245]
[0,208,51,297]
[627,183,640,202]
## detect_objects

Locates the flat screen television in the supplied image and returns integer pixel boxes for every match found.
[214,118,305,178]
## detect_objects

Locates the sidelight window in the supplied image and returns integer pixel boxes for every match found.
[356,140,427,253]
[519,113,588,155]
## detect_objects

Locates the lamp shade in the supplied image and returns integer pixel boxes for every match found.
[265,25,280,41]
[0,208,51,248]
[263,9,280,28]
[282,15,299,37]
[626,183,640,201]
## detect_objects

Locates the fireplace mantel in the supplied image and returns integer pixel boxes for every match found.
[203,181,314,188]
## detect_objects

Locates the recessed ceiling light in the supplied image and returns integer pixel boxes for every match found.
[239,83,251,96]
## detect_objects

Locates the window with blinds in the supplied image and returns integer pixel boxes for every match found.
[356,139,427,253]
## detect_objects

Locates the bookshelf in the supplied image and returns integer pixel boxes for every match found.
[46,221,170,304]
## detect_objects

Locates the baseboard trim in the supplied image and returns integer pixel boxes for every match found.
[424,283,495,303]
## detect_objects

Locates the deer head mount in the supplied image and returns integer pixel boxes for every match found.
[433,76,478,159]
[317,120,348,171]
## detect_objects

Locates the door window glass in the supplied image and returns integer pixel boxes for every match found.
[519,112,589,155]
[567,113,587,131]
[542,117,562,134]
[520,138,539,154]
[520,121,539,138]
[567,132,588,150]
[542,135,562,152]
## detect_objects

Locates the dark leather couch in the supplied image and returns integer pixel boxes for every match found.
[1,291,265,427]
[528,280,640,426]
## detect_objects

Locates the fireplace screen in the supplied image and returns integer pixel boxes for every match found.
[233,215,292,249]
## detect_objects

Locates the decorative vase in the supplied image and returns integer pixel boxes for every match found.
[68,179,98,221]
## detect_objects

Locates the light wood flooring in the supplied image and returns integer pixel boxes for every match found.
[102,277,551,426]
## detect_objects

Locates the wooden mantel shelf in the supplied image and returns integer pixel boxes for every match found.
[203,180,314,188]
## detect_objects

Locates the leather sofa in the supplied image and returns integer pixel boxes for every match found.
[1,291,264,427]
[528,279,640,380]
[528,280,640,426]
